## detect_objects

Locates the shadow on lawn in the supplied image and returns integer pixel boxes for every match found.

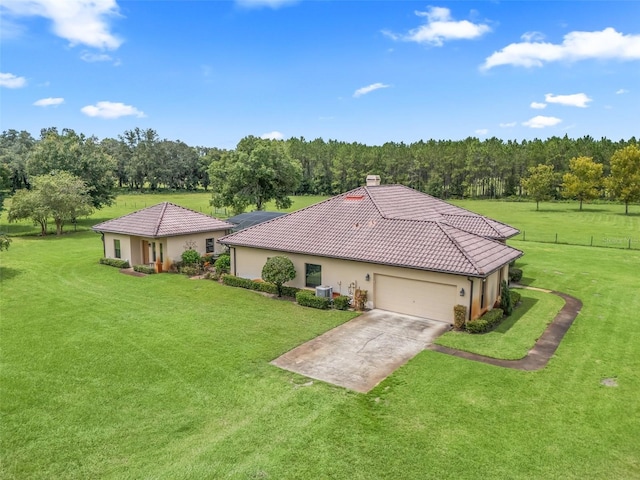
[493,297,539,334]
[0,266,22,282]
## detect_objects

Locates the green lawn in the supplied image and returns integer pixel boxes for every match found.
[451,199,640,249]
[0,193,329,236]
[1,200,640,479]
[435,289,566,360]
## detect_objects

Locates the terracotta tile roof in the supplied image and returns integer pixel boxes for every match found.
[220,185,522,277]
[92,202,233,238]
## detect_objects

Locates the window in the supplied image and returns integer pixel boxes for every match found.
[159,243,163,263]
[206,238,215,254]
[481,279,487,309]
[114,239,121,259]
[152,242,157,262]
[305,264,322,288]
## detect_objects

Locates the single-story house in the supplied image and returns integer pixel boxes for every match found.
[219,176,523,323]
[93,202,234,271]
[227,211,286,231]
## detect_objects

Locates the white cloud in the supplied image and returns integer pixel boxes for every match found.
[1,0,122,50]
[616,88,629,94]
[545,93,592,108]
[81,101,145,119]
[261,131,284,140]
[33,97,64,107]
[482,27,640,70]
[0,72,27,88]
[80,51,113,62]
[522,115,562,129]
[235,0,298,8]
[383,6,491,46]
[530,102,547,109]
[353,82,390,98]
[475,129,489,135]
[499,122,517,128]
[521,31,545,42]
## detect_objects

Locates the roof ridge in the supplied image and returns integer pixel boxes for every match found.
[154,202,170,237]
[363,186,388,219]
[436,222,483,276]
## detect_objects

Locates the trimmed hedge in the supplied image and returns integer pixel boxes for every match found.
[133,264,155,274]
[99,258,130,269]
[296,290,330,309]
[334,295,351,310]
[509,267,523,283]
[221,274,300,298]
[511,290,522,307]
[453,304,467,329]
[466,308,504,334]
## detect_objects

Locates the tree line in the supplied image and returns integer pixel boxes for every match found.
[0,127,638,236]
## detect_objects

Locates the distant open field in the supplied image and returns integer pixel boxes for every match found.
[2,193,638,251]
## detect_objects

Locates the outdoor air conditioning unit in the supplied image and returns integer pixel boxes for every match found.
[315,286,333,298]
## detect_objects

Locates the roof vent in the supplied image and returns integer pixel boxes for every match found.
[366,175,381,186]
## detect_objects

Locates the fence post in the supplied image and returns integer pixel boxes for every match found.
[630,239,632,249]
[590,236,593,246]
[555,233,558,243]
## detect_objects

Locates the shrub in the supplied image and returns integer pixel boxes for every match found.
[181,249,201,266]
[466,318,489,334]
[133,264,155,274]
[201,253,215,268]
[222,275,255,289]
[261,256,296,297]
[500,280,513,316]
[180,265,199,276]
[296,290,330,309]
[453,304,467,329]
[204,271,220,281]
[509,267,523,283]
[99,257,130,269]
[214,254,230,275]
[466,308,505,334]
[354,289,368,311]
[221,275,301,297]
[334,295,351,310]
[511,290,522,307]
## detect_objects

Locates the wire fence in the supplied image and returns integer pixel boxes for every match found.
[512,231,639,250]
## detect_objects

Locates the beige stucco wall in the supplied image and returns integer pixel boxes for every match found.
[166,231,229,263]
[230,246,509,321]
[101,230,229,270]
[231,246,502,318]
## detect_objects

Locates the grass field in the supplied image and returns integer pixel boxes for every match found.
[1,196,640,479]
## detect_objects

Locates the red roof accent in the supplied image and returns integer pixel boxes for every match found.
[92,202,233,238]
[220,185,522,277]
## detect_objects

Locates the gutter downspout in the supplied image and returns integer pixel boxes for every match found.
[467,277,474,324]
[232,247,237,276]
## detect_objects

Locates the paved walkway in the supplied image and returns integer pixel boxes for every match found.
[427,289,582,371]
[119,267,146,277]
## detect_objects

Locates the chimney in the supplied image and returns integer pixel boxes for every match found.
[366,175,381,187]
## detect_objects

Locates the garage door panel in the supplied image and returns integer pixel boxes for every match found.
[374,274,456,322]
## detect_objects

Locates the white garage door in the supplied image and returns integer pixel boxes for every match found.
[374,274,456,322]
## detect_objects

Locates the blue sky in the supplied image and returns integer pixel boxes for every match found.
[1,0,639,149]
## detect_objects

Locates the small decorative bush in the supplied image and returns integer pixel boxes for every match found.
[180,265,199,276]
[214,254,230,275]
[296,290,330,309]
[509,267,523,283]
[261,256,296,297]
[99,258,130,269]
[511,290,521,307]
[334,295,351,310]
[181,249,201,266]
[466,308,504,334]
[453,304,467,329]
[354,289,368,311]
[201,253,215,268]
[204,271,220,281]
[133,264,155,274]
[466,318,489,334]
[222,275,256,289]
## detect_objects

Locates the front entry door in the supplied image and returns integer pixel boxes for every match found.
[142,240,149,264]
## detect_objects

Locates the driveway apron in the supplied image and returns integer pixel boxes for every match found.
[271,309,450,393]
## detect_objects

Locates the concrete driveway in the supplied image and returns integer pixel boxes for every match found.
[271,309,451,393]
